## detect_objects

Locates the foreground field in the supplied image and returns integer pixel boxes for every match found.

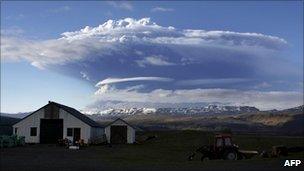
[1,131,304,171]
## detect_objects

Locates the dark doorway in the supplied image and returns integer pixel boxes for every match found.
[110,125,127,144]
[73,128,81,143]
[40,119,63,144]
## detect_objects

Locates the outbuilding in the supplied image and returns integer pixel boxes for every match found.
[104,118,136,144]
[12,101,136,144]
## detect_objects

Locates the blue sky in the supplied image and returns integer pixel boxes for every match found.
[1,1,303,112]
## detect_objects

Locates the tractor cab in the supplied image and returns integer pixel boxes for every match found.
[210,134,239,160]
[214,134,234,150]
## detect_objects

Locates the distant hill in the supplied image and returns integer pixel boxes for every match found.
[96,105,304,135]
[0,112,30,119]
[2,105,303,135]
[0,116,21,135]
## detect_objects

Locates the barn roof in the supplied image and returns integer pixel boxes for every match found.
[14,101,102,128]
[103,118,137,129]
[50,102,102,128]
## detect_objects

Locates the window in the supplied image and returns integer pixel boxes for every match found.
[67,128,73,136]
[216,138,223,147]
[224,138,232,146]
[14,128,18,134]
[30,127,37,136]
[67,128,81,141]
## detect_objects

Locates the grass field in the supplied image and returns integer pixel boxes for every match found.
[1,130,304,171]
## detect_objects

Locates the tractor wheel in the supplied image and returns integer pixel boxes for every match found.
[188,153,195,161]
[201,155,210,162]
[224,150,238,160]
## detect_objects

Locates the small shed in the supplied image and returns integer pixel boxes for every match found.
[104,118,136,144]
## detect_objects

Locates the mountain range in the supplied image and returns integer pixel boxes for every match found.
[92,105,304,135]
[1,104,303,135]
[81,104,260,117]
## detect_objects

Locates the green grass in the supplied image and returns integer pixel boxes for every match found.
[88,130,304,168]
[1,130,304,170]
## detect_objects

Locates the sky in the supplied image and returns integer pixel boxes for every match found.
[1,1,303,113]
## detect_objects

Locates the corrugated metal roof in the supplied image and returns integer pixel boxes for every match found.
[14,101,102,128]
[50,102,102,128]
[103,118,137,129]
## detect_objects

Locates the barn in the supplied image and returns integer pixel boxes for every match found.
[12,101,136,144]
[104,118,136,144]
[13,101,104,144]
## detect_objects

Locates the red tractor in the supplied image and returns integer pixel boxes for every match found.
[188,134,257,161]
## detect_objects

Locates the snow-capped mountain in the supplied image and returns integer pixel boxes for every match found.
[156,105,259,115]
[82,107,157,116]
[81,104,259,116]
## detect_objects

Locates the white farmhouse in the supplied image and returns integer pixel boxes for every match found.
[13,101,136,144]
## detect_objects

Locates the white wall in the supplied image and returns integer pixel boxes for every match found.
[91,127,104,139]
[128,126,135,143]
[105,119,135,144]
[59,109,92,143]
[13,108,45,143]
[105,126,111,143]
[13,106,102,144]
